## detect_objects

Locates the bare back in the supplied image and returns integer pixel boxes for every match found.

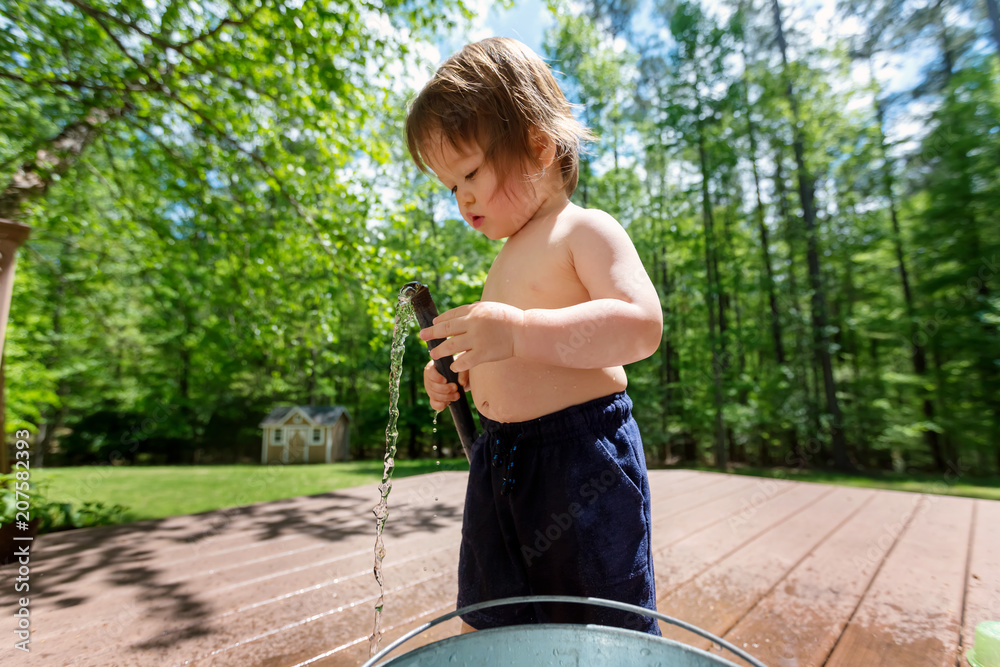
[469,203,627,422]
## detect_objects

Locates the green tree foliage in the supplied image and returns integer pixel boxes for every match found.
[1,0,476,464]
[560,0,999,473]
[3,0,997,477]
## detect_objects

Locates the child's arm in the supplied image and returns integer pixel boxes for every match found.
[419,211,662,372]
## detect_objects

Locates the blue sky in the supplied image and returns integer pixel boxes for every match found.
[434,0,552,61]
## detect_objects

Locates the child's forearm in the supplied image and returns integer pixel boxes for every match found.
[515,299,662,369]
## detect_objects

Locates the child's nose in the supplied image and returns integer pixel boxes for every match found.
[458,187,475,206]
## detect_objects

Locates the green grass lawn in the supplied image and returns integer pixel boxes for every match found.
[672,464,1000,501]
[35,458,470,524]
[30,459,997,530]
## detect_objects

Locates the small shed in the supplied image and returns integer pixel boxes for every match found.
[259,406,351,464]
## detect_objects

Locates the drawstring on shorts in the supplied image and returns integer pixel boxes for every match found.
[490,432,523,496]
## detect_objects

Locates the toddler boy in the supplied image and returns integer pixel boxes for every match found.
[407,37,663,635]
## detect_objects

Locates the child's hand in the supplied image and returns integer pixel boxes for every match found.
[419,301,524,373]
[423,360,471,411]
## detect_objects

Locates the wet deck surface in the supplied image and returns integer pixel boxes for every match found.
[1,469,997,666]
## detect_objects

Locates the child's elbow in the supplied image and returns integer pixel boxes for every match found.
[633,310,663,361]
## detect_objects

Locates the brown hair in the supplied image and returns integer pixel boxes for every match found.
[405,37,592,197]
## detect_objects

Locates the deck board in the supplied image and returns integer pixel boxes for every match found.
[825,494,972,667]
[1,469,996,666]
[719,489,921,667]
[961,500,1000,667]
[657,486,874,650]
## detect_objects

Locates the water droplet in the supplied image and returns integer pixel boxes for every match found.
[640,648,651,656]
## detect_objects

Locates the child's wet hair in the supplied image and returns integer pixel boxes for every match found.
[406,37,592,197]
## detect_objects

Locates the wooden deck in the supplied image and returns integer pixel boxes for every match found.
[1,470,997,666]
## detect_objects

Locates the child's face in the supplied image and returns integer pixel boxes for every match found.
[422,133,539,241]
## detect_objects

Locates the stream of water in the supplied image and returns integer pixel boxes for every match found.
[368,285,418,657]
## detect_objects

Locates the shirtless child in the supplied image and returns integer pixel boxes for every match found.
[406,37,663,635]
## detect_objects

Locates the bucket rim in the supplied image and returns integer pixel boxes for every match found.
[376,623,745,667]
[363,594,768,667]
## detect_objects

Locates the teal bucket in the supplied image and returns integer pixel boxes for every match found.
[364,596,768,666]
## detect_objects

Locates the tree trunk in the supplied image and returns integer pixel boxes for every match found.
[656,155,677,464]
[696,114,727,470]
[721,200,747,388]
[34,275,66,467]
[869,60,944,470]
[839,207,864,450]
[744,81,785,365]
[770,0,851,471]
[305,344,317,406]
[655,247,667,464]
[773,154,807,464]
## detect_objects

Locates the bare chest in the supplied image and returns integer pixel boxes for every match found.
[481,231,590,310]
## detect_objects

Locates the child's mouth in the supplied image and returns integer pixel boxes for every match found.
[471,215,484,229]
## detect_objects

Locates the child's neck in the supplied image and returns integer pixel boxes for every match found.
[519,172,572,234]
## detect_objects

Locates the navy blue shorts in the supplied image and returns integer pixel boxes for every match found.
[457,391,660,635]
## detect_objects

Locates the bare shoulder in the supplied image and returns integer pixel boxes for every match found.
[556,205,636,255]
[557,203,621,231]
[556,204,655,305]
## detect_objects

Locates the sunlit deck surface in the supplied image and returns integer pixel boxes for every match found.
[2,469,997,666]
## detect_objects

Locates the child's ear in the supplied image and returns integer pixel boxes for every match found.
[530,129,557,170]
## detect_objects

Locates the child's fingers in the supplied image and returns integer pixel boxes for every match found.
[428,382,458,400]
[458,369,470,390]
[428,387,459,411]
[423,360,447,384]
[424,361,459,409]
[429,397,449,412]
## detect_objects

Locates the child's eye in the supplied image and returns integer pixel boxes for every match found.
[449,169,477,196]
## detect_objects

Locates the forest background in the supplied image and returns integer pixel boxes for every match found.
[1,0,998,478]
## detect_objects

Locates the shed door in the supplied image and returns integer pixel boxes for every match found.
[288,431,306,463]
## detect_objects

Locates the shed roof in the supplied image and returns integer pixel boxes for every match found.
[259,406,350,427]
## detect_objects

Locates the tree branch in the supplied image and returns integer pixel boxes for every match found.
[64,0,174,51]
[155,85,347,260]
[65,0,261,55]
[171,5,263,53]
[0,106,129,220]
[0,69,151,94]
